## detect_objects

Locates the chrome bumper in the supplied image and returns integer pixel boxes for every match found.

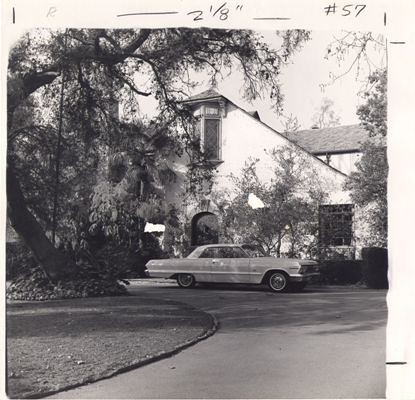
[289,273,320,282]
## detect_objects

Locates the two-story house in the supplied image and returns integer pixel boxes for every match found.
[167,88,361,258]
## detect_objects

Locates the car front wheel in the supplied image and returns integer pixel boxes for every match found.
[268,272,289,292]
[177,274,196,288]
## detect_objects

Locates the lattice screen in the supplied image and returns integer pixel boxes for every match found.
[319,204,354,246]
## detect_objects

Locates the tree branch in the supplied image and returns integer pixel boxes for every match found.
[122,29,151,54]
[110,67,151,96]
[8,30,152,115]
[8,71,60,116]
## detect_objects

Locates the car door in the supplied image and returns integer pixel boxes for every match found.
[198,247,224,283]
[211,246,252,283]
[198,247,225,282]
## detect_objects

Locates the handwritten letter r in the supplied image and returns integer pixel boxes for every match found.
[47,7,57,17]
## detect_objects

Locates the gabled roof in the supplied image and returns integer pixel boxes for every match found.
[183,88,224,103]
[183,89,262,120]
[283,124,372,154]
[181,89,357,177]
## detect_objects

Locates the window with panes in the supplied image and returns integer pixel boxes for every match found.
[319,204,354,246]
[194,104,222,161]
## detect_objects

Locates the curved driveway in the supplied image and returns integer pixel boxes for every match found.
[53,282,387,399]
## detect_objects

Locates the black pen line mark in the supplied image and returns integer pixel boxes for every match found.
[13,7,15,24]
[212,2,227,17]
[117,11,179,17]
[253,17,291,20]
[386,361,407,365]
[384,12,386,26]
[354,4,366,17]
[389,42,406,45]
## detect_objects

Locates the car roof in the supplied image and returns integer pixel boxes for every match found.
[196,244,243,250]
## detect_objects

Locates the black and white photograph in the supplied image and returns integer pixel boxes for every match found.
[2,1,415,399]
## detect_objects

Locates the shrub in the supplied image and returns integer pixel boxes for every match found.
[6,242,35,280]
[87,233,168,279]
[362,247,388,289]
[6,267,128,301]
[6,253,129,301]
[94,245,143,279]
[319,260,363,285]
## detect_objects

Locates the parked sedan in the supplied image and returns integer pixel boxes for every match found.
[145,244,319,292]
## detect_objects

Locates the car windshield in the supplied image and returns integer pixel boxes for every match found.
[241,245,267,258]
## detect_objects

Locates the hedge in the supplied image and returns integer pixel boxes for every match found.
[361,247,388,289]
[319,260,363,285]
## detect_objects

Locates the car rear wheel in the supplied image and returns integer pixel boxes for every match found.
[268,271,289,292]
[177,274,196,288]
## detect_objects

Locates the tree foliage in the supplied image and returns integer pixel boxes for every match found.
[356,69,387,137]
[323,31,386,89]
[7,28,310,285]
[345,68,387,247]
[217,146,328,258]
[281,112,301,133]
[311,97,341,129]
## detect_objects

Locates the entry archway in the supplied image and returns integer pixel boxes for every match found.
[191,212,219,246]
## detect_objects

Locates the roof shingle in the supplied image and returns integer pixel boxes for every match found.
[183,88,223,103]
[283,124,378,154]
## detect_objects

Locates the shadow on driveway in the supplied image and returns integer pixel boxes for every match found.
[131,283,387,336]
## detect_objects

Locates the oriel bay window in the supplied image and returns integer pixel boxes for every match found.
[194,104,222,161]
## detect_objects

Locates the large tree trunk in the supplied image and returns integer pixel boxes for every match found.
[7,161,77,282]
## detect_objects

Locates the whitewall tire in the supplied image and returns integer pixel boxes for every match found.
[177,274,196,288]
[268,272,289,292]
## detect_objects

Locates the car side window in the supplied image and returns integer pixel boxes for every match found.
[199,249,212,258]
[215,247,249,258]
[216,247,232,258]
[200,248,215,258]
[200,247,249,258]
[231,247,249,258]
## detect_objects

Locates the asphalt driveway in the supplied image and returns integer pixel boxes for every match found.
[52,282,387,399]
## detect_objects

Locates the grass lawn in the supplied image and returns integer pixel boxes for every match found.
[6,294,215,399]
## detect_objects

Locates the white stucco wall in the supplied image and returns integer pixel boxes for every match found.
[163,100,352,212]
[214,102,350,204]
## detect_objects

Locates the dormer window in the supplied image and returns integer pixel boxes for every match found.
[183,89,226,163]
[194,103,223,161]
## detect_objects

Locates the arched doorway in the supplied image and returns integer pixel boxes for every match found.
[191,212,219,246]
